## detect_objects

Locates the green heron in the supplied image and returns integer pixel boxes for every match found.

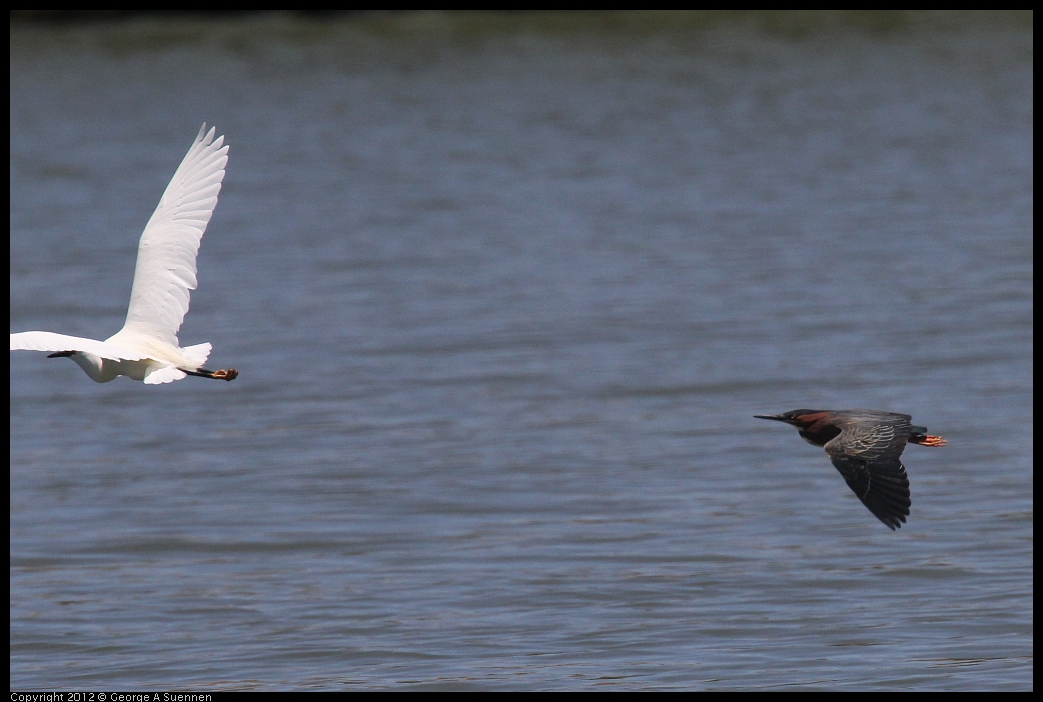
[754,409,946,530]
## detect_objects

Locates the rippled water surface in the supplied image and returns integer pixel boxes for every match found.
[10,12,1032,690]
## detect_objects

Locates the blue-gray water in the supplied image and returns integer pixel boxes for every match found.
[10,13,1032,690]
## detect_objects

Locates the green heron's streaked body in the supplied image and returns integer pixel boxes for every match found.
[754,409,946,530]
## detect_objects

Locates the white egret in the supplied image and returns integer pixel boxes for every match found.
[10,124,238,384]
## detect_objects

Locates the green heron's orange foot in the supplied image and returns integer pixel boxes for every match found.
[213,368,238,381]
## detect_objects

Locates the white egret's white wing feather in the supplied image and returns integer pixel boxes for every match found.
[119,124,228,347]
[143,366,187,385]
[10,331,145,361]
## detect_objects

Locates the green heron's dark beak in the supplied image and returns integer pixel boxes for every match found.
[754,413,790,422]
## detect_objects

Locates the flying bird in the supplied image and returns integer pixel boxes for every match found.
[10,124,237,385]
[754,409,946,529]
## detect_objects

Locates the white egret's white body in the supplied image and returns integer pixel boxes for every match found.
[10,125,237,384]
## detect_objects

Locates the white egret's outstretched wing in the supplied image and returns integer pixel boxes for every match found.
[117,124,228,348]
[10,331,145,361]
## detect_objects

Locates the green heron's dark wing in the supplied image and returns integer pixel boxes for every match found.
[824,417,913,530]
[826,454,911,530]
[827,414,912,465]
